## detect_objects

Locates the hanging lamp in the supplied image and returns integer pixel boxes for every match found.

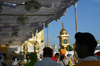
[17,16,28,25]
[25,1,41,13]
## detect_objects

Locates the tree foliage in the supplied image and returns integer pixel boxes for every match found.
[58,45,73,51]
[66,45,73,51]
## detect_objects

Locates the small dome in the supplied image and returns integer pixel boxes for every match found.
[59,22,67,35]
[60,28,67,35]
[34,41,39,45]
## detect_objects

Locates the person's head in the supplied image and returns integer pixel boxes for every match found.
[60,49,66,56]
[43,47,53,57]
[75,32,97,58]
[55,53,60,59]
[60,49,66,60]
[40,54,43,59]
[26,54,30,59]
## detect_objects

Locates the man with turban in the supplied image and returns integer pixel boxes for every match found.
[74,32,100,66]
[34,47,61,66]
[57,49,71,66]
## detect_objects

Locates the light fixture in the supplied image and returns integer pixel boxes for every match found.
[25,1,41,13]
[0,6,3,13]
[17,16,28,25]
[11,32,18,36]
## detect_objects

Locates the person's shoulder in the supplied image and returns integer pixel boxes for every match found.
[52,60,61,66]
[53,61,61,66]
[34,61,42,66]
[74,61,100,66]
[35,61,41,64]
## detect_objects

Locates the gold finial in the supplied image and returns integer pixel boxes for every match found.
[62,22,64,28]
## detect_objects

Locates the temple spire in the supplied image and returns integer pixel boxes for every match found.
[62,22,64,28]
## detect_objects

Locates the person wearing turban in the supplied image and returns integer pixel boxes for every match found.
[60,49,66,55]
[74,32,100,66]
[57,49,71,66]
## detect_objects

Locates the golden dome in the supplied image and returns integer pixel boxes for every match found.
[60,22,67,35]
[60,28,67,35]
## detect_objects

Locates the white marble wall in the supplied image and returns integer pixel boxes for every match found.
[8,42,44,55]
[8,45,35,54]
[28,45,34,52]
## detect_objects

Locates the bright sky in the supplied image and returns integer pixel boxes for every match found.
[44,0,100,47]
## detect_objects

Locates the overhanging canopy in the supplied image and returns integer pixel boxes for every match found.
[0,0,78,45]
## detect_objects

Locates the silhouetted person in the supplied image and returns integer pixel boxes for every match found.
[74,32,100,66]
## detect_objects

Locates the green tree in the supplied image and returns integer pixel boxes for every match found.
[59,48,61,52]
[66,45,73,51]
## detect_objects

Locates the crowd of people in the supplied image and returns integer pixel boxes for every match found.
[0,32,100,66]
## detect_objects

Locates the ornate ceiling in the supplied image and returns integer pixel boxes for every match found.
[0,0,78,45]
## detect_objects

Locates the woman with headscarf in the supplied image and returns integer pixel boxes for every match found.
[25,52,38,66]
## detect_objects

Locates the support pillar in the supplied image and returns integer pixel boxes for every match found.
[74,3,78,33]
